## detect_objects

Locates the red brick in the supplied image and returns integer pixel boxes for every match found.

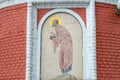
[0,4,26,80]
[96,3,120,80]
[71,8,86,25]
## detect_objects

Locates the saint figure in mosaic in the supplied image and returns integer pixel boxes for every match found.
[50,17,73,74]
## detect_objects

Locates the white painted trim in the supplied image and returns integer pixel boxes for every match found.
[37,9,87,80]
[26,2,33,80]
[86,0,97,79]
[35,3,89,9]
[31,5,37,80]
[96,0,117,5]
[31,0,89,2]
[0,0,118,9]
[0,0,27,9]
[32,0,117,5]
[86,5,91,80]
[34,0,90,8]
[117,0,120,9]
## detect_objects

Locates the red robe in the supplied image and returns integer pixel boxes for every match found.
[53,25,73,70]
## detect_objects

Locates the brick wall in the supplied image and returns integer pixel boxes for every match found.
[37,9,51,25]
[37,9,86,27]
[71,8,86,25]
[0,4,27,80]
[96,3,120,80]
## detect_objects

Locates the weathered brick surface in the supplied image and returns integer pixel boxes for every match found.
[96,3,120,80]
[0,4,27,80]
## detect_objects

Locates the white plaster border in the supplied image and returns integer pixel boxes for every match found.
[86,0,97,79]
[0,0,27,9]
[0,0,118,9]
[26,2,33,80]
[96,0,117,5]
[34,0,89,8]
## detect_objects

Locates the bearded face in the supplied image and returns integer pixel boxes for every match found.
[52,19,59,27]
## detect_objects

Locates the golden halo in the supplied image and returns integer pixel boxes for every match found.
[50,16,62,27]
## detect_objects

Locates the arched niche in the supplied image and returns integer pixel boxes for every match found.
[37,9,87,80]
